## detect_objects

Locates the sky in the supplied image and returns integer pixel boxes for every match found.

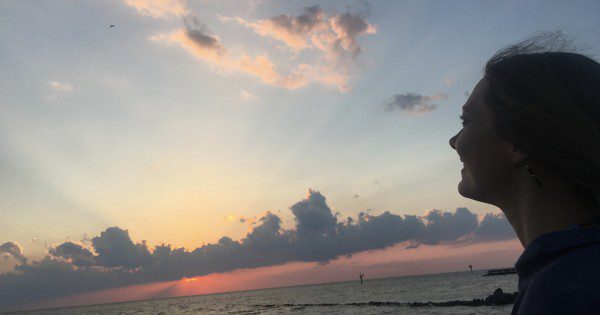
[1,0,600,311]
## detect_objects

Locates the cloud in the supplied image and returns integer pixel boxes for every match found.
[217,6,376,92]
[291,189,337,237]
[49,242,95,267]
[384,92,449,114]
[126,2,375,92]
[48,81,73,92]
[185,28,224,54]
[473,213,515,241]
[150,26,225,65]
[421,208,478,245]
[328,11,377,59]
[230,6,327,51]
[124,0,188,18]
[224,214,238,222]
[0,190,516,310]
[240,90,259,101]
[405,242,420,249]
[91,227,151,269]
[151,24,312,90]
[227,6,376,61]
[0,242,27,265]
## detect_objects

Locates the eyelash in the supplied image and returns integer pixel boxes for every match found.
[459,114,467,126]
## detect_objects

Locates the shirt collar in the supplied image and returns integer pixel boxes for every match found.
[515,223,600,278]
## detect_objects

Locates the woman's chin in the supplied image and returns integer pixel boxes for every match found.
[457,183,466,197]
[457,179,471,198]
[458,179,488,204]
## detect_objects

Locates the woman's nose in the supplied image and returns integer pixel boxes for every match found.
[449,131,459,150]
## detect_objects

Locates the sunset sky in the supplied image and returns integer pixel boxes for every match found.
[1,0,599,311]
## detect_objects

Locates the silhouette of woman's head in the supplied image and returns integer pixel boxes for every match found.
[449,33,600,210]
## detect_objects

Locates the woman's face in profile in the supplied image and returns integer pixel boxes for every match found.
[449,78,518,205]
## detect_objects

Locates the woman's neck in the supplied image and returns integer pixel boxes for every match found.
[500,170,599,248]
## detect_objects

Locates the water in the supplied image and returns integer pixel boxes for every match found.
[22,270,518,314]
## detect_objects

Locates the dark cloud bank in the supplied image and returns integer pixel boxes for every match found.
[0,190,515,310]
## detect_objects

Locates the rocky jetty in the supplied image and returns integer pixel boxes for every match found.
[483,268,517,276]
[255,288,519,309]
[407,288,518,307]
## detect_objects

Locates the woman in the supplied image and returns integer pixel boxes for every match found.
[449,34,600,313]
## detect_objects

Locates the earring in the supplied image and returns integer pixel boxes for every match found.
[525,165,543,188]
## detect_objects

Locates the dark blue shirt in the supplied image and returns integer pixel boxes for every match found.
[512,223,600,314]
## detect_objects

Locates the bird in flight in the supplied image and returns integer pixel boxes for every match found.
[109,25,116,29]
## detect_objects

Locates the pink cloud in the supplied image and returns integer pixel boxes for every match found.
[225,6,376,60]
[226,6,328,51]
[151,28,325,90]
[128,2,376,92]
[124,0,188,19]
[219,6,377,92]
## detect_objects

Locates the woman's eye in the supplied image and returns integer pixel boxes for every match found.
[459,114,468,126]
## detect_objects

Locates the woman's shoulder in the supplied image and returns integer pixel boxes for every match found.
[517,282,600,314]
[517,243,600,313]
[536,240,600,283]
[519,272,600,314]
